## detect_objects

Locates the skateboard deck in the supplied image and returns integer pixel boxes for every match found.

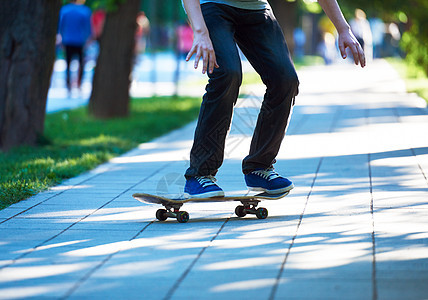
[132,191,289,223]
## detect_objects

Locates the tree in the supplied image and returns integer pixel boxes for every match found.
[89,0,140,119]
[0,0,61,151]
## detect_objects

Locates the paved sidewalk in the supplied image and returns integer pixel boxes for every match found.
[1,60,428,299]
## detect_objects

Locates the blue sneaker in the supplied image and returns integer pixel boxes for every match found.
[245,168,294,194]
[184,176,225,198]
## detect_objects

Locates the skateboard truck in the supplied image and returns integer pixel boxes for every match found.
[155,199,268,223]
[235,200,268,219]
[156,203,190,223]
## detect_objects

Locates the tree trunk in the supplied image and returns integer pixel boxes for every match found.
[268,0,298,56]
[89,0,140,119]
[0,0,60,151]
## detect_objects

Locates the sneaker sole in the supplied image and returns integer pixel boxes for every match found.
[248,183,294,194]
[184,190,225,199]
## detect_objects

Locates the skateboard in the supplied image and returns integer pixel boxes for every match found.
[132,191,289,223]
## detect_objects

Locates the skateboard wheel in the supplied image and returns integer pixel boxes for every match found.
[156,209,168,221]
[176,211,189,223]
[256,207,268,219]
[235,205,246,218]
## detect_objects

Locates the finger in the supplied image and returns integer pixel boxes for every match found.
[208,52,216,74]
[355,45,365,67]
[201,50,210,74]
[358,45,366,68]
[350,44,359,65]
[339,42,347,59]
[186,46,196,62]
[194,50,202,70]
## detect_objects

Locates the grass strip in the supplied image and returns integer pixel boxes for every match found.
[386,57,428,104]
[0,96,201,210]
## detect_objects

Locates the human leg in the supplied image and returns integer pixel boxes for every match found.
[234,8,299,175]
[184,4,247,197]
[185,3,243,179]
[76,46,84,89]
[64,45,73,91]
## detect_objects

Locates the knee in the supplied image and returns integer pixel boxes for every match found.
[227,67,242,86]
[212,65,242,91]
[270,69,299,95]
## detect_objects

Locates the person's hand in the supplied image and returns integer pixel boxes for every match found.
[338,28,366,68]
[186,30,219,74]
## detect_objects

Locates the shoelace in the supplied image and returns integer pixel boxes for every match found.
[252,168,280,181]
[196,176,217,187]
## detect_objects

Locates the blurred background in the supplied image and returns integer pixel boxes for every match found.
[47,0,426,111]
[1,0,427,150]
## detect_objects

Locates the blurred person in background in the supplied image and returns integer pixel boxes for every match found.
[293,27,306,59]
[91,9,106,43]
[174,22,194,90]
[350,8,373,61]
[58,0,92,94]
[369,15,385,58]
[318,16,339,64]
[385,22,401,57]
[135,12,150,55]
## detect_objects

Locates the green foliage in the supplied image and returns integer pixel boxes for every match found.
[85,0,126,11]
[104,0,125,12]
[401,26,428,76]
[301,0,322,14]
[0,96,201,209]
[141,0,187,24]
[386,57,428,104]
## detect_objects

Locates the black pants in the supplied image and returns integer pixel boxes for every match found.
[64,45,84,90]
[185,3,299,178]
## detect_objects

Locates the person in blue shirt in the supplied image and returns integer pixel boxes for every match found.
[58,0,92,93]
[182,0,366,198]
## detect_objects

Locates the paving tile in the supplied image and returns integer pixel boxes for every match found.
[0,229,67,263]
[274,277,373,300]
[0,218,74,230]
[175,270,280,300]
[377,279,428,300]
[0,206,29,219]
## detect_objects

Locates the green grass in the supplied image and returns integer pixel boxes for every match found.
[293,55,325,69]
[0,96,201,210]
[386,57,428,104]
